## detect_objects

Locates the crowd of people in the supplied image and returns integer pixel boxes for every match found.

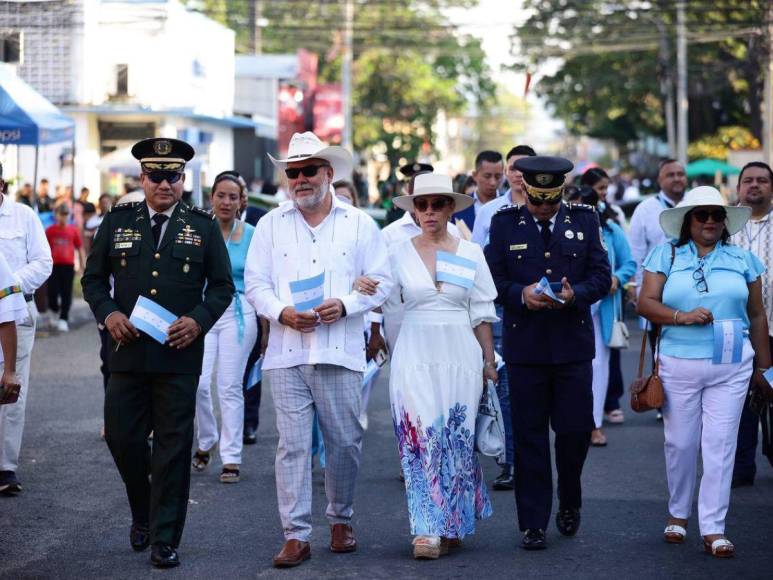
[0,129,772,570]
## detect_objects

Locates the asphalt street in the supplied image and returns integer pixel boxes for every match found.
[1,311,772,579]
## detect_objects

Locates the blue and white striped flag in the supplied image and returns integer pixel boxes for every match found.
[712,319,743,364]
[129,296,178,344]
[436,251,476,289]
[290,272,325,311]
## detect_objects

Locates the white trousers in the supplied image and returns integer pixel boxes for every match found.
[659,341,753,535]
[195,295,257,465]
[591,305,610,428]
[0,302,37,471]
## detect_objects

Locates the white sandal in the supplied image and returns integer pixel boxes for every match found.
[703,537,735,558]
[663,524,687,544]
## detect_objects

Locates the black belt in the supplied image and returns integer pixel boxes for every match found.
[24,294,33,302]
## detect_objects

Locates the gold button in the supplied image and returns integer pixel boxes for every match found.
[183,264,190,273]
[544,252,551,258]
[546,269,552,275]
[121,252,126,257]
[154,253,161,259]
[152,271,158,277]
[150,289,157,296]
[120,259,127,267]
[517,256,522,260]
[186,256,190,262]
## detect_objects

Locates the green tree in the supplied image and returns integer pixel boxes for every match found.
[511,0,769,149]
[185,0,495,170]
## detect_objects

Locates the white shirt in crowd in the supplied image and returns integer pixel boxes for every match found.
[471,190,514,247]
[732,209,773,337]
[244,195,392,372]
[0,193,53,295]
[381,210,459,247]
[628,192,675,287]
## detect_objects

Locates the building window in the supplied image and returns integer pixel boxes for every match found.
[116,64,129,96]
[0,31,22,64]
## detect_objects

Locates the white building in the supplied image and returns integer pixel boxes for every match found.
[1,0,265,197]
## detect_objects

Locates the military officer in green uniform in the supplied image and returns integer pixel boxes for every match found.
[82,138,234,568]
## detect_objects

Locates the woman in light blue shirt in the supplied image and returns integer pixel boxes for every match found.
[638,186,771,558]
[192,174,257,484]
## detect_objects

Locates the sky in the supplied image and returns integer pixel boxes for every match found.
[444,0,564,148]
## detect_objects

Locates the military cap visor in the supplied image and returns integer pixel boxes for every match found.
[132,138,194,172]
[515,155,574,201]
[399,162,434,179]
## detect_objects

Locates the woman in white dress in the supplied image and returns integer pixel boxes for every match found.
[388,173,498,559]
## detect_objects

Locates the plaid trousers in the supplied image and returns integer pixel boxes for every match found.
[267,364,363,541]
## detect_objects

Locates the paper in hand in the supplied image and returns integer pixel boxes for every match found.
[533,276,565,304]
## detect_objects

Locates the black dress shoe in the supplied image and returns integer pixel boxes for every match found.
[492,464,514,491]
[150,544,180,568]
[556,508,581,536]
[521,529,547,550]
[130,523,150,552]
[243,425,257,445]
[0,471,22,495]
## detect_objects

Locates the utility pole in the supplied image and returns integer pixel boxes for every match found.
[342,0,354,150]
[676,0,688,166]
[657,17,676,158]
[249,0,263,54]
[763,1,773,166]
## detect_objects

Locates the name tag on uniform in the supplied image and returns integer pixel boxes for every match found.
[130,296,178,344]
[712,319,743,364]
[436,251,476,289]
[290,272,325,311]
[510,244,528,251]
[114,242,133,249]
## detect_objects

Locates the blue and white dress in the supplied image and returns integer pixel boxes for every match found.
[388,237,496,539]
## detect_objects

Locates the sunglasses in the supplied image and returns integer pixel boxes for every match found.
[413,197,451,212]
[284,164,329,179]
[527,195,561,207]
[145,171,183,185]
[691,209,727,223]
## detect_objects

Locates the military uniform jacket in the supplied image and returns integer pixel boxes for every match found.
[484,203,611,365]
[82,201,234,374]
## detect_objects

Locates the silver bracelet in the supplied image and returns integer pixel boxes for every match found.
[673,310,680,325]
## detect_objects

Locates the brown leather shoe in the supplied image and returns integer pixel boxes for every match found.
[330,524,357,553]
[272,540,310,568]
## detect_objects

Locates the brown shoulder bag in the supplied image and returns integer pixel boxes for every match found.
[629,243,674,413]
[629,324,665,412]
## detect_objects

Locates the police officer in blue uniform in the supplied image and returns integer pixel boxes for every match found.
[484,156,611,550]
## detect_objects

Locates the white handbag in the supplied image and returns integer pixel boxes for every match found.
[608,297,630,349]
[475,379,506,459]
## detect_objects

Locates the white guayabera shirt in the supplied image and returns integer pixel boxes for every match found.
[732,209,773,337]
[244,194,392,372]
[0,194,52,295]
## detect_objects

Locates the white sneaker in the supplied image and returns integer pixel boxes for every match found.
[56,319,69,332]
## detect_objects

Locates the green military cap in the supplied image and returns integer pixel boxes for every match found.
[131,138,194,173]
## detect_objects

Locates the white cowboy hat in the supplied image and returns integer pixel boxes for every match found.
[268,132,353,182]
[659,185,751,239]
[392,173,474,212]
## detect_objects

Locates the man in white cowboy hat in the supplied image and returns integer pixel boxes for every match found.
[244,131,392,568]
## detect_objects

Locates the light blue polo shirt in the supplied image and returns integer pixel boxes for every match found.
[643,240,765,358]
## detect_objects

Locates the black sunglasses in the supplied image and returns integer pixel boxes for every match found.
[413,197,451,212]
[692,209,727,224]
[145,171,183,185]
[527,195,561,207]
[284,164,329,179]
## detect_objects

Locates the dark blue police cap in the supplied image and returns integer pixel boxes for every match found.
[131,138,194,173]
[399,162,434,179]
[514,155,574,201]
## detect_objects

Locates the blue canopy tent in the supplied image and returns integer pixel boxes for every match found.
[0,66,76,203]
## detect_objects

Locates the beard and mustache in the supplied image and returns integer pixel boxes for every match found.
[291,179,329,210]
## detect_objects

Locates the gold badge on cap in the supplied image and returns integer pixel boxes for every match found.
[535,174,553,186]
[153,140,172,155]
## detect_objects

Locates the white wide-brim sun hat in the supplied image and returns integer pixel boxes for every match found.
[392,173,474,212]
[659,185,751,239]
[268,131,353,183]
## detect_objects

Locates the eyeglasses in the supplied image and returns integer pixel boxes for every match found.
[413,197,450,212]
[284,164,329,179]
[693,258,709,293]
[692,208,727,223]
[527,195,561,207]
[145,171,183,185]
